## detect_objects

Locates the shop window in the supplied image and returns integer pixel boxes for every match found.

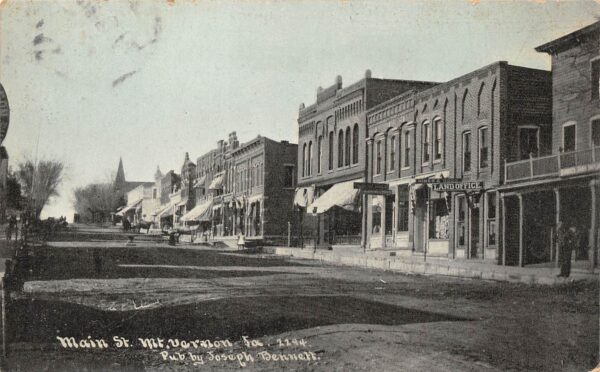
[397,186,409,231]
[479,127,489,169]
[283,165,294,188]
[487,192,497,246]
[518,126,539,160]
[403,130,411,168]
[562,123,576,152]
[423,121,430,163]
[434,118,443,160]
[457,196,466,246]
[429,199,449,239]
[389,135,396,171]
[376,140,382,174]
[593,119,600,147]
[462,131,471,173]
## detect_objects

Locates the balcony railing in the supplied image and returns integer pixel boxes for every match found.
[505,147,600,183]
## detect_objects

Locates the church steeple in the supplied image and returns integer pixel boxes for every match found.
[115,157,126,187]
[154,165,163,181]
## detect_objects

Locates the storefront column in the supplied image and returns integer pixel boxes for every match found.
[554,187,561,268]
[501,195,506,266]
[380,196,386,248]
[517,193,524,267]
[366,195,373,249]
[590,180,597,268]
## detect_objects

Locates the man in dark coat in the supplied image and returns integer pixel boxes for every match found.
[557,223,577,277]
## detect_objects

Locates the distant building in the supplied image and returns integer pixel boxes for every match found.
[112,157,153,223]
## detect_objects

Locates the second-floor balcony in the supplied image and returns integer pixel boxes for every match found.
[505,146,600,183]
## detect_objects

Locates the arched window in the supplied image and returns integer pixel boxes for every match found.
[317,135,322,174]
[328,132,334,170]
[477,83,485,117]
[422,121,431,164]
[345,128,351,166]
[434,117,443,161]
[307,141,313,176]
[338,130,344,168]
[352,123,359,164]
[302,143,307,177]
[462,89,470,123]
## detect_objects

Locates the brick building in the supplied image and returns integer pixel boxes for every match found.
[181,132,298,241]
[0,82,9,222]
[295,70,437,248]
[364,61,552,263]
[500,21,600,268]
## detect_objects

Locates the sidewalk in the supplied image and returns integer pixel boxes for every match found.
[264,246,599,285]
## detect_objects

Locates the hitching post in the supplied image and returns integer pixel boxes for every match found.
[287,221,291,247]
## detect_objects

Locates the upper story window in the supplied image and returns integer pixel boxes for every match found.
[389,135,396,172]
[562,122,576,153]
[352,124,359,164]
[328,132,334,170]
[301,144,307,177]
[317,136,322,174]
[345,128,351,166]
[592,119,600,147]
[479,127,489,169]
[338,130,344,168]
[518,126,539,160]
[404,130,411,168]
[434,118,443,161]
[592,58,599,101]
[422,121,430,164]
[376,140,382,174]
[462,131,472,173]
[284,165,294,188]
[307,141,313,176]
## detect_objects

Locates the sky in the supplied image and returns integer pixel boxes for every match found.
[0,0,598,220]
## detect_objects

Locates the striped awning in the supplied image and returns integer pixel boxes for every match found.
[308,179,362,214]
[181,200,212,222]
[116,198,143,216]
[208,174,224,190]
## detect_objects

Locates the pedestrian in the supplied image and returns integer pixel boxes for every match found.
[6,215,14,241]
[557,223,577,278]
[237,233,245,250]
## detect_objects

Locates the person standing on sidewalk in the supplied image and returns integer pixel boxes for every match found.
[237,233,245,250]
[557,223,577,278]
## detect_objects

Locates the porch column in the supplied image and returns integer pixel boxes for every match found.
[501,195,506,266]
[518,193,524,267]
[366,195,373,250]
[590,180,597,269]
[554,187,560,268]
[380,196,386,248]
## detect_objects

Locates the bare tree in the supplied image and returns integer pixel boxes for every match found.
[73,182,121,223]
[16,159,65,218]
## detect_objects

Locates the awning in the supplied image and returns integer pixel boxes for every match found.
[247,194,263,204]
[177,200,187,207]
[116,198,143,216]
[307,179,362,214]
[208,174,224,190]
[193,175,206,189]
[156,202,176,218]
[293,186,314,208]
[181,200,212,222]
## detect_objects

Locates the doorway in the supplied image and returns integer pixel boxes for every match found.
[470,207,480,258]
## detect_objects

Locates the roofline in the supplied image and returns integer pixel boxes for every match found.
[535,21,600,54]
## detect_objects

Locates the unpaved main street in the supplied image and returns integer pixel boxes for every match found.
[3,237,598,372]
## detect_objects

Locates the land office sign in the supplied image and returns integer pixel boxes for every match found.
[415,178,483,192]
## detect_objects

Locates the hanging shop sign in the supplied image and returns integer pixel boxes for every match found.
[353,182,393,195]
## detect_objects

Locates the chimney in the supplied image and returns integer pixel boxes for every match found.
[365,69,372,79]
[336,75,342,88]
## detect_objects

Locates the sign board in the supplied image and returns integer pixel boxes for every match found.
[0,82,8,145]
[431,181,483,192]
[354,182,392,195]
